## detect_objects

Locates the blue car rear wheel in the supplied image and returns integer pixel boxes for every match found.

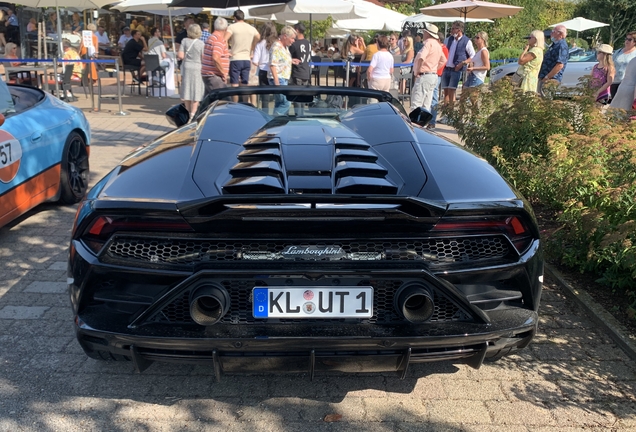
[59,132,89,204]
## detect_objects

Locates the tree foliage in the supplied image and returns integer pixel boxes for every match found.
[575,0,636,45]
[387,0,576,51]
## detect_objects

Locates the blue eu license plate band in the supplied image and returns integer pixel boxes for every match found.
[252,287,373,319]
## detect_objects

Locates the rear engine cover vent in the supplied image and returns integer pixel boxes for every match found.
[223,137,285,194]
[222,128,398,195]
[334,140,397,195]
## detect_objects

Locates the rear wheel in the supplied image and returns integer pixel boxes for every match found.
[59,132,89,204]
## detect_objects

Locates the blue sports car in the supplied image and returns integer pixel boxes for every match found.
[0,80,90,228]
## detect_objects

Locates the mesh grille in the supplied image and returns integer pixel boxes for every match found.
[106,237,511,266]
[155,279,467,326]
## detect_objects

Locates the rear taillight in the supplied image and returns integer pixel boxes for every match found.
[81,216,193,254]
[432,216,534,254]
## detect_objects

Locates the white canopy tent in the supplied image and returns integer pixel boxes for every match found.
[250,0,370,42]
[420,0,523,21]
[334,0,407,32]
[550,17,609,40]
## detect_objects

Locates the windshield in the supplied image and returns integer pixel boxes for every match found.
[568,49,596,62]
[196,86,407,120]
[0,80,15,116]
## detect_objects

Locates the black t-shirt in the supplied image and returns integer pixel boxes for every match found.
[289,38,312,81]
[122,39,143,64]
[175,29,188,46]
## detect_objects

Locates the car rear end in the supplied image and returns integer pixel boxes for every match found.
[69,195,542,379]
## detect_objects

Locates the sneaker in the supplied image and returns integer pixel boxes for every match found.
[132,77,140,84]
[426,124,435,131]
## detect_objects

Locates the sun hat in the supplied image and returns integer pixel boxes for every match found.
[423,23,439,40]
[597,43,613,54]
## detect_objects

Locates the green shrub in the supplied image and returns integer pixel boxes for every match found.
[490,47,523,62]
[441,81,636,315]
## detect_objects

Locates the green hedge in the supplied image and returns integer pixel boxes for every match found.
[442,80,636,319]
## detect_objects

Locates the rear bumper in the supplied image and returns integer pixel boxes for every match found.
[75,309,537,379]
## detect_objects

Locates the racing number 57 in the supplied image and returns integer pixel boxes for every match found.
[0,143,12,165]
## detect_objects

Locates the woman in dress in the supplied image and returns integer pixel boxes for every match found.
[609,56,636,111]
[517,30,545,93]
[178,24,205,121]
[589,44,614,104]
[611,32,636,99]
[367,35,393,91]
[465,31,490,88]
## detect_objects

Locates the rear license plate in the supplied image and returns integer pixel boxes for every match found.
[252,287,373,318]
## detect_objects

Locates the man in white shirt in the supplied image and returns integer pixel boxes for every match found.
[226,10,260,87]
[118,27,133,50]
[95,25,112,55]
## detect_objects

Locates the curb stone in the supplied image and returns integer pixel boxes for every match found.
[545,263,636,361]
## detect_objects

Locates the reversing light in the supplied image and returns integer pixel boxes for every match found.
[81,216,192,254]
[432,216,533,254]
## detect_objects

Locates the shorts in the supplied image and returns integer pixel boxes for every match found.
[441,67,461,89]
[258,69,269,86]
[202,74,227,95]
[291,77,310,86]
[464,73,484,88]
[125,58,142,68]
[230,60,251,85]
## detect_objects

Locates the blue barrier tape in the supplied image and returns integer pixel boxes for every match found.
[309,61,414,67]
[0,58,118,64]
[310,59,517,67]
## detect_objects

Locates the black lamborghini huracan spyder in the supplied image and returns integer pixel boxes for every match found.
[68,87,543,379]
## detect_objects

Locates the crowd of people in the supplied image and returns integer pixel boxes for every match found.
[2,8,635,120]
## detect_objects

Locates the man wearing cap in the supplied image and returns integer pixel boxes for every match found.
[411,23,447,113]
[442,20,475,105]
[226,10,260,89]
[538,24,569,95]
[118,27,133,49]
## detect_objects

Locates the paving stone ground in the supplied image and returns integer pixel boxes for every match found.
[1,92,635,431]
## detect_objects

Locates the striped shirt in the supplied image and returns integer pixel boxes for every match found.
[201,32,229,77]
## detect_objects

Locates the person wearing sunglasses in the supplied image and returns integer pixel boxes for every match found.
[463,32,490,88]
[611,32,636,99]
[389,33,401,55]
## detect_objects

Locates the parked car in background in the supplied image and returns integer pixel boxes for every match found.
[0,81,90,228]
[69,86,543,379]
[490,48,597,88]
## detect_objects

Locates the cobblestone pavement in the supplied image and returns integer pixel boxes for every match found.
[1,94,635,431]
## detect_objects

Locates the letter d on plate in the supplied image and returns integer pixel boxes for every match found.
[253,288,269,318]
